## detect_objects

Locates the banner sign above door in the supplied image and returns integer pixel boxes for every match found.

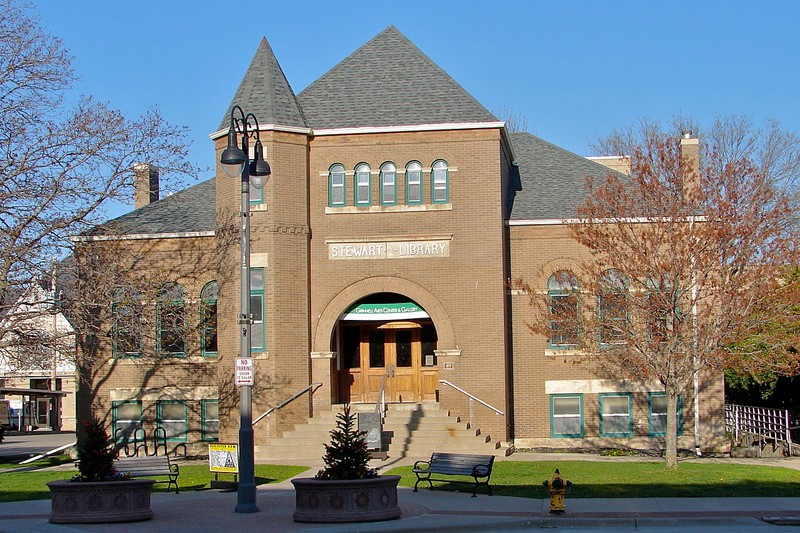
[342,302,429,321]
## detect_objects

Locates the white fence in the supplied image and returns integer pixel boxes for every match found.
[725,403,794,452]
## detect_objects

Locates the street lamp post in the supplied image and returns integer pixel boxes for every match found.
[220,105,271,514]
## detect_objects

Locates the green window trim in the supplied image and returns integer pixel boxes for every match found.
[250,268,265,352]
[380,162,397,206]
[202,399,220,442]
[550,394,584,438]
[328,163,346,207]
[111,301,142,358]
[431,159,449,204]
[112,400,142,444]
[648,392,684,437]
[156,400,188,442]
[157,283,186,358]
[547,271,581,349]
[354,163,371,206]
[200,281,218,356]
[405,161,423,205]
[599,393,633,437]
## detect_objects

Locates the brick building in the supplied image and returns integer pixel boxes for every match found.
[76,27,725,456]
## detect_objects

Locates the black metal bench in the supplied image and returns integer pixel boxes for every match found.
[412,452,494,497]
[114,455,180,493]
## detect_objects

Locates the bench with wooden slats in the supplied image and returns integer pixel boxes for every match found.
[114,455,180,493]
[412,452,494,497]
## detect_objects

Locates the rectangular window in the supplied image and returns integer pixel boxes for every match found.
[355,170,371,205]
[406,169,422,204]
[112,400,142,443]
[201,301,218,356]
[158,303,186,357]
[599,393,633,437]
[549,293,580,348]
[249,181,263,204]
[112,302,141,358]
[250,268,265,351]
[157,400,188,442]
[649,393,683,436]
[202,399,219,442]
[432,166,448,203]
[381,171,396,205]
[329,171,345,206]
[551,394,583,438]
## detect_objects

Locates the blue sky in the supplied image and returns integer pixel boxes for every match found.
[33,0,800,202]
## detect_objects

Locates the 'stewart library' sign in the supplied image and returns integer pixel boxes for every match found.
[328,239,450,260]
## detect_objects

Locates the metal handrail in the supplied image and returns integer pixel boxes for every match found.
[438,380,504,415]
[253,382,322,426]
[375,365,394,416]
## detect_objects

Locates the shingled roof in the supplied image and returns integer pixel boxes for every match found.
[88,178,216,236]
[508,132,614,220]
[217,37,306,131]
[297,26,498,129]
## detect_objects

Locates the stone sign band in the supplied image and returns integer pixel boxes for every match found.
[328,239,450,260]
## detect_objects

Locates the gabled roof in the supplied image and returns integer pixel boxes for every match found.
[297,26,498,129]
[218,37,306,131]
[508,132,616,220]
[87,178,216,236]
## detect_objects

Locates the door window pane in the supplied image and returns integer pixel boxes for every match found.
[396,330,412,367]
[369,330,385,367]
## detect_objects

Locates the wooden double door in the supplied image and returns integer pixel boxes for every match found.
[339,322,438,404]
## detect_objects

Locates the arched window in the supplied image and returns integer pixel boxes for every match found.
[112,287,142,358]
[380,162,397,205]
[328,164,346,207]
[598,269,629,345]
[200,281,218,356]
[431,159,449,203]
[157,282,185,357]
[355,163,371,206]
[405,161,422,205]
[547,271,580,348]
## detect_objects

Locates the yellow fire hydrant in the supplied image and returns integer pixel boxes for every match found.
[543,468,571,513]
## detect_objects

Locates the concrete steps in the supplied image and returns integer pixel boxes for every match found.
[254,403,509,463]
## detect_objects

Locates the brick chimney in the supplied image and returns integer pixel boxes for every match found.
[680,131,700,201]
[133,163,159,209]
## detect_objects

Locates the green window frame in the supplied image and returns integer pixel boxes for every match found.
[157,400,188,442]
[202,399,220,442]
[405,161,423,205]
[598,269,629,346]
[648,392,683,436]
[550,394,583,438]
[431,159,449,203]
[354,163,371,206]
[379,162,397,205]
[548,271,580,349]
[250,268,265,352]
[111,288,142,358]
[200,281,218,356]
[157,282,186,357]
[328,163,346,207]
[112,400,142,444]
[599,393,633,437]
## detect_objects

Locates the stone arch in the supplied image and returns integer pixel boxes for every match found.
[313,277,456,353]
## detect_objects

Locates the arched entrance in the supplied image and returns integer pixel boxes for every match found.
[333,294,439,404]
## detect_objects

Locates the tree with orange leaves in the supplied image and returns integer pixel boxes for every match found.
[516,117,799,468]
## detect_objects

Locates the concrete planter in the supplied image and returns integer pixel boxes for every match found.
[292,475,401,523]
[47,479,155,523]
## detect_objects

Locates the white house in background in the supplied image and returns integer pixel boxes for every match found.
[0,282,76,431]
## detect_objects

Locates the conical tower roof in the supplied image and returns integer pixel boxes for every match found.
[298,26,498,129]
[218,37,306,130]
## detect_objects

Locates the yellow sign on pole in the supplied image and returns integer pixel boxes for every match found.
[208,443,239,473]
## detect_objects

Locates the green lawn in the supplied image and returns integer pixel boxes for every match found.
[0,463,309,503]
[385,460,800,499]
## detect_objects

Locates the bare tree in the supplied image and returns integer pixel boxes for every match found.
[0,0,197,359]
[495,105,530,133]
[517,118,799,468]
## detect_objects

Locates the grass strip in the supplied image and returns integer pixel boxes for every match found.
[385,460,800,498]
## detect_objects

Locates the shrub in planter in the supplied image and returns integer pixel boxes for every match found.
[293,405,400,523]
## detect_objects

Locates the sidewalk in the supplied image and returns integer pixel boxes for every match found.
[2,474,800,532]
